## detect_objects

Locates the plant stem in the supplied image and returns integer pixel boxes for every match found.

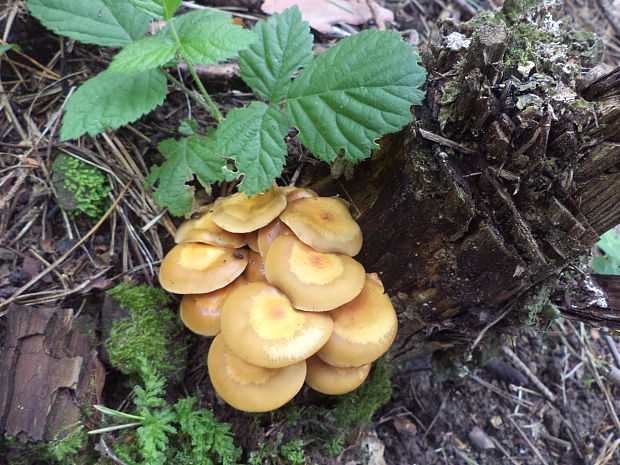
[167,21,224,123]
[185,63,224,123]
[164,71,212,114]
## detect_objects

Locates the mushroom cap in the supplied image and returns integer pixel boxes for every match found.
[175,210,246,248]
[257,218,295,257]
[245,230,260,252]
[281,186,318,202]
[279,197,363,256]
[305,356,371,395]
[211,187,287,233]
[317,274,398,367]
[221,282,333,368]
[244,250,267,283]
[265,236,366,311]
[159,242,248,294]
[179,277,248,336]
[208,334,306,412]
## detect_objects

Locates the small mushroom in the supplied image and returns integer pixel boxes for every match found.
[265,236,365,311]
[281,185,318,202]
[175,209,246,248]
[244,250,267,283]
[179,277,248,336]
[208,334,306,412]
[279,197,363,256]
[257,218,295,257]
[211,186,287,233]
[317,273,397,367]
[220,282,334,368]
[159,242,248,294]
[305,355,370,395]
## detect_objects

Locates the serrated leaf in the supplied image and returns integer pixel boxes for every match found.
[28,0,150,47]
[238,6,313,102]
[129,0,179,20]
[149,136,232,217]
[108,35,177,72]
[177,22,256,66]
[215,102,288,194]
[286,29,426,162]
[167,9,231,32]
[60,69,167,141]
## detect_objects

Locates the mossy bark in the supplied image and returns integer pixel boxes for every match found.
[326,3,620,369]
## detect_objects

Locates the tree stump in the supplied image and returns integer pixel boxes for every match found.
[328,1,620,368]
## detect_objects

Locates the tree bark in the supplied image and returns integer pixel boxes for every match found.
[0,305,105,441]
[323,3,620,366]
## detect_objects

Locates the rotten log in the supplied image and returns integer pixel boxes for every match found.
[0,305,105,442]
[316,3,620,367]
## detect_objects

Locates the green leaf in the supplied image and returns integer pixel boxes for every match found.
[215,102,289,194]
[0,44,20,54]
[238,6,313,102]
[593,228,620,275]
[129,0,180,20]
[167,9,230,31]
[174,12,256,66]
[28,0,151,47]
[286,29,426,162]
[108,35,177,72]
[60,69,167,140]
[148,136,232,217]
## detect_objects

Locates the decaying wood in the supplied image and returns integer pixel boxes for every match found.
[329,3,620,364]
[0,305,104,441]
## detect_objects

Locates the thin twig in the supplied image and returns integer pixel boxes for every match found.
[503,346,556,402]
[508,415,550,465]
[0,182,131,314]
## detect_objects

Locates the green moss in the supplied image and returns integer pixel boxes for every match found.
[105,283,187,381]
[278,361,393,456]
[52,154,110,219]
[526,287,561,326]
[248,433,311,465]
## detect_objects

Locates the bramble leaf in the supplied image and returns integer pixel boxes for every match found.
[238,6,313,102]
[60,69,167,141]
[214,102,289,194]
[286,29,426,162]
[175,15,256,66]
[28,0,151,47]
[148,136,232,217]
[129,0,180,20]
[108,35,177,72]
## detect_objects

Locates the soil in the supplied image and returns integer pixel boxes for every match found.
[1,1,619,465]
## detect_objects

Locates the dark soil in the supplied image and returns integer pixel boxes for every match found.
[1,1,619,465]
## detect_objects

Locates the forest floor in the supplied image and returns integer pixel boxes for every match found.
[1,0,620,464]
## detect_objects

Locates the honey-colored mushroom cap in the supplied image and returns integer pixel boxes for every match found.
[159,243,248,294]
[179,277,248,336]
[317,274,397,367]
[211,187,287,233]
[257,218,295,257]
[221,282,334,368]
[244,250,267,283]
[175,209,246,248]
[208,334,306,412]
[245,230,260,252]
[305,356,370,395]
[281,186,318,202]
[265,236,365,311]
[279,197,363,256]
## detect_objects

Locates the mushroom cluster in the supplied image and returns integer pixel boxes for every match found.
[159,186,398,412]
